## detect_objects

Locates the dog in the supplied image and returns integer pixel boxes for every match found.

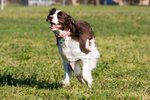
[46,8,100,88]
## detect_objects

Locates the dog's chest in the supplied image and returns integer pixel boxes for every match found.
[58,36,85,61]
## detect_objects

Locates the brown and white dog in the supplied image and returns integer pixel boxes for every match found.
[46,8,100,88]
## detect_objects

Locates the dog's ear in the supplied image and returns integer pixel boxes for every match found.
[65,15,75,24]
[49,8,57,12]
[65,15,78,33]
[49,8,57,15]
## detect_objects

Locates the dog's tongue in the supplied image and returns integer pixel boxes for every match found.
[50,24,61,31]
[50,24,57,30]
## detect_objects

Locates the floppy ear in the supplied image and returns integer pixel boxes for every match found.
[66,15,75,24]
[65,15,76,28]
[64,15,78,33]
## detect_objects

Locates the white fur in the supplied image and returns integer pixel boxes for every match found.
[50,10,61,24]
[58,36,100,88]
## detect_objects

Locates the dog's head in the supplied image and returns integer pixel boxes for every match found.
[46,8,75,31]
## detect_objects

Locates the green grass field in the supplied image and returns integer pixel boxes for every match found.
[0,5,150,100]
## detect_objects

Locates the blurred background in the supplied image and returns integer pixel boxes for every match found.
[0,0,150,99]
[0,0,150,7]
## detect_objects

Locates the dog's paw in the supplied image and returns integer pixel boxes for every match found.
[76,76,86,84]
[81,78,86,84]
[62,80,70,87]
[87,82,92,88]
[86,79,92,88]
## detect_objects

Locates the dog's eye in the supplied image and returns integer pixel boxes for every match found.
[58,12,64,19]
[58,14,62,19]
[58,16,60,18]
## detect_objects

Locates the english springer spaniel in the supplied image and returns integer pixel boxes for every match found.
[46,8,100,88]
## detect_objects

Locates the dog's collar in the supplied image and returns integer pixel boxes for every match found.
[60,30,71,38]
[53,30,70,43]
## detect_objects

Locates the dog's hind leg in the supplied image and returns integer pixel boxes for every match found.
[62,62,72,87]
[82,59,93,88]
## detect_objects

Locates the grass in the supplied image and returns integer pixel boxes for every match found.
[0,5,150,100]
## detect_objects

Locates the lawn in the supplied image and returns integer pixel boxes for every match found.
[0,5,150,100]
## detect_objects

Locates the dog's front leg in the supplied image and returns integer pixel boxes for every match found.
[62,62,71,87]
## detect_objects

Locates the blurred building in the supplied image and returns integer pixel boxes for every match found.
[62,0,115,5]
[114,0,150,5]
[0,0,20,4]
[20,0,56,6]
[1,0,149,6]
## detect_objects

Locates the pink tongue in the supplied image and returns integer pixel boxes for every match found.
[51,24,57,30]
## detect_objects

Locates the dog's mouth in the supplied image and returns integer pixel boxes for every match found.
[49,22,62,31]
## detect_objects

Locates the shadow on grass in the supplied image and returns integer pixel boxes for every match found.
[0,74,62,90]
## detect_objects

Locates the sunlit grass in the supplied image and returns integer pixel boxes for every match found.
[0,5,150,99]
